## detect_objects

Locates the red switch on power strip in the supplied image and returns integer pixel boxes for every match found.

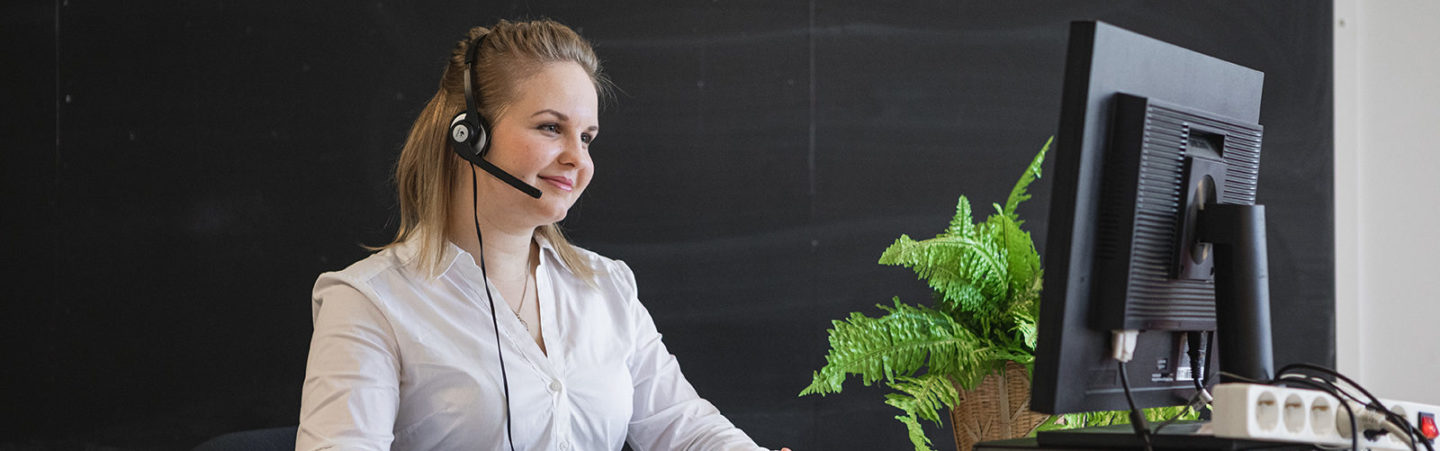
[1421,412,1438,440]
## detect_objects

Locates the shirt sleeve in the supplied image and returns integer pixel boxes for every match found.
[618,262,769,451]
[296,277,400,451]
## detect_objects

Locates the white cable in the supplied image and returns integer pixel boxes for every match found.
[1196,386,1214,404]
[1336,400,1397,439]
[1110,329,1139,362]
[1383,421,1419,451]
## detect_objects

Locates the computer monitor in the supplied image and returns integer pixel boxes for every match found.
[1030,21,1273,416]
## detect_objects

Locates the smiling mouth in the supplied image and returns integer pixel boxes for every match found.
[539,176,574,192]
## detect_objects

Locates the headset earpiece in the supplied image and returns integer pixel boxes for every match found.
[449,112,489,160]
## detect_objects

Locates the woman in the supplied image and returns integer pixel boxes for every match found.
[298,19,786,451]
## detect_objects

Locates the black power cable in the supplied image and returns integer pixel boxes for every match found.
[1185,331,1213,421]
[1186,332,1207,395]
[1150,390,1204,436]
[1118,361,1155,451]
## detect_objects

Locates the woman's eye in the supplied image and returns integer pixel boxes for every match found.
[580,133,594,144]
[539,124,560,133]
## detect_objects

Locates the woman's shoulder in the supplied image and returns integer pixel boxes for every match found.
[570,244,628,273]
[318,247,407,285]
[542,239,638,297]
[310,245,419,308]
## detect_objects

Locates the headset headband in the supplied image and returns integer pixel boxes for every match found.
[461,33,486,135]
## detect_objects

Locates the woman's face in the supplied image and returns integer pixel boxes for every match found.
[475,61,598,227]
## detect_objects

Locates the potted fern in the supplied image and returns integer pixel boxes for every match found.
[800,139,1052,451]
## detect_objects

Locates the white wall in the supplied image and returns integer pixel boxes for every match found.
[1334,0,1440,404]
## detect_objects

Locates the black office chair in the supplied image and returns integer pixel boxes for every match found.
[192,426,296,451]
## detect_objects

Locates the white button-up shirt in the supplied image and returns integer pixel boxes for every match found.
[298,234,766,451]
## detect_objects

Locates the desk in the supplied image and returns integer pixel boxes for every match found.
[973,424,1314,450]
[974,437,1313,450]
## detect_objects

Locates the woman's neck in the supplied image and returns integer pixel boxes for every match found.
[448,190,540,284]
[453,219,536,277]
[448,166,544,283]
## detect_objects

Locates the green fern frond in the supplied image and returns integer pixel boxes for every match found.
[879,234,1009,313]
[800,299,993,396]
[1002,137,1052,223]
[1013,314,1039,351]
[884,373,961,451]
[1035,405,1198,433]
[885,373,961,424]
[988,212,1040,306]
[998,275,1041,353]
[1015,270,1044,318]
[894,410,936,451]
[945,196,978,238]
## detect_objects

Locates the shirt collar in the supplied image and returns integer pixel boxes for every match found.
[532,231,568,274]
[395,231,567,277]
[389,234,461,277]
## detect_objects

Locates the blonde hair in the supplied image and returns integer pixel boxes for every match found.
[382,19,611,280]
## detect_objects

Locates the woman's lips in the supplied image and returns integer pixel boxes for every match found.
[539,175,574,192]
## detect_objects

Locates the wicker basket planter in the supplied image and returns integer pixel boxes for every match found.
[949,361,1050,451]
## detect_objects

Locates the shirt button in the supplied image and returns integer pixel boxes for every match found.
[549,380,563,393]
[559,441,570,451]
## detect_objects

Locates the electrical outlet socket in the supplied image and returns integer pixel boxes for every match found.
[1211,383,1428,450]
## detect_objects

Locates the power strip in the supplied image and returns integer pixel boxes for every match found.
[1211,383,1439,450]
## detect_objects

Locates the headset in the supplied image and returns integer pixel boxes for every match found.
[448,32,529,451]
[449,32,543,199]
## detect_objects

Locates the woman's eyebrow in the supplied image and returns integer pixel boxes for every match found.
[532,108,598,132]
[531,109,568,121]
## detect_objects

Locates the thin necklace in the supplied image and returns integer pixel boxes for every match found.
[513,271,532,332]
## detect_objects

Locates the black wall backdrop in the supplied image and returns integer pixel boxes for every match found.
[3,1,1332,449]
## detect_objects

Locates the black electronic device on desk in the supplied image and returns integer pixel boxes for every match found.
[1010,20,1276,450]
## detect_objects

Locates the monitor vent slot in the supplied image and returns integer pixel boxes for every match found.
[1120,103,1263,330]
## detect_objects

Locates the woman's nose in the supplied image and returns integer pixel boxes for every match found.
[558,136,588,166]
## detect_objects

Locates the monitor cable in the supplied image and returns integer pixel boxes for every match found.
[1186,331,1214,414]
[473,165,519,451]
[1150,389,1207,436]
[1117,360,1155,451]
[1152,331,1219,438]
[1109,330,1153,450]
